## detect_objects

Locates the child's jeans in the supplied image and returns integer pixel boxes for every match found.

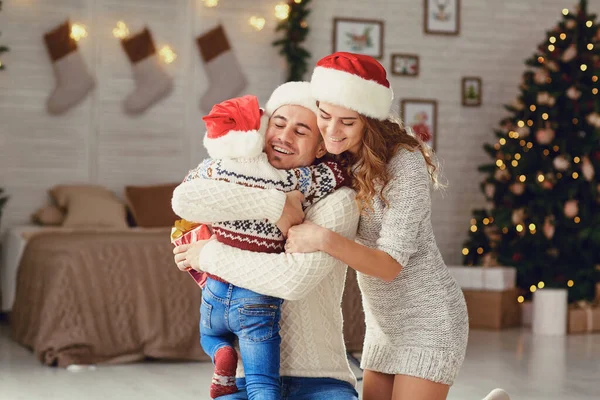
[201,278,283,400]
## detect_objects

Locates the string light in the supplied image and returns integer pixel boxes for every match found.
[204,0,219,7]
[543,149,550,156]
[483,218,490,225]
[517,296,525,303]
[70,23,88,41]
[586,20,593,27]
[158,46,177,64]
[538,56,545,63]
[512,160,519,167]
[477,247,484,255]
[549,36,556,43]
[462,248,469,256]
[574,216,581,223]
[560,33,567,40]
[249,16,266,31]
[593,76,599,82]
[553,145,560,152]
[470,218,477,225]
[499,138,507,145]
[516,224,524,233]
[527,120,534,127]
[515,153,521,160]
[538,174,545,182]
[294,0,302,3]
[581,64,588,71]
[572,172,579,179]
[548,45,555,51]
[567,280,574,287]
[557,172,563,179]
[589,44,595,50]
[112,21,129,39]
[520,139,527,146]
[496,160,504,167]
[275,3,291,20]
[471,225,478,233]
[573,118,579,124]
[538,281,545,289]
[530,105,537,111]
[494,143,501,150]
[574,157,580,163]
[529,223,537,231]
[542,113,549,120]
[527,142,533,149]
[300,20,308,28]
[502,227,509,234]
[519,175,527,182]
[593,88,599,95]
[517,120,525,127]
[562,8,569,15]
[530,285,537,293]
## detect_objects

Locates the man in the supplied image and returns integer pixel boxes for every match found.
[172,82,361,400]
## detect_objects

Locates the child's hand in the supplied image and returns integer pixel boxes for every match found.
[276,191,305,236]
[173,244,192,271]
[173,235,216,272]
[285,221,326,253]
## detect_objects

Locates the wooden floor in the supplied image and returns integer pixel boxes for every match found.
[1,321,598,399]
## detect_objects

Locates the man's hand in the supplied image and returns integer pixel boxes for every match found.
[276,190,305,236]
[173,235,216,272]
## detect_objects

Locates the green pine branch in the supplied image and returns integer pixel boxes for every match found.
[272,0,312,82]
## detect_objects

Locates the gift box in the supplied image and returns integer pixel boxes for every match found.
[448,266,516,291]
[171,220,212,287]
[567,302,600,334]
[463,288,521,330]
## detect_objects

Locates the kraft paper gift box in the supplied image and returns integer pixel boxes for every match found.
[567,302,600,334]
[462,288,522,330]
[448,266,516,291]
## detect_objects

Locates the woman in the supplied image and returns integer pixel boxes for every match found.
[282,52,469,400]
[172,81,361,400]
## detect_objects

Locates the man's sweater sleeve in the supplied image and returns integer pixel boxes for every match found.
[198,188,359,301]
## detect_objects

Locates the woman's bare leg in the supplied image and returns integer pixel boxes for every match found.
[362,369,395,400]
[391,374,450,400]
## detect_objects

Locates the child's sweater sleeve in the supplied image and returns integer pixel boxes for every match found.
[292,161,348,208]
[172,159,286,224]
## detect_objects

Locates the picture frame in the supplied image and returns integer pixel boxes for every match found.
[333,18,384,59]
[391,53,420,77]
[400,99,438,151]
[424,0,460,36]
[462,76,482,107]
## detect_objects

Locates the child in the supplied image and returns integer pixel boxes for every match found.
[171,94,347,400]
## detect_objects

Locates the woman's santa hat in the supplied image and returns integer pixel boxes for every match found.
[203,95,264,159]
[310,52,393,120]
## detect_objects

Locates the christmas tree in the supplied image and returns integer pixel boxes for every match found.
[272,0,311,82]
[0,0,8,70]
[462,0,600,303]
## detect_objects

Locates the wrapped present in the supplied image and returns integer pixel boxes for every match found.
[171,219,212,287]
[463,288,521,330]
[448,266,516,291]
[567,301,600,334]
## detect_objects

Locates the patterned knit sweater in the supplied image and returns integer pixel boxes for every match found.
[171,180,360,386]
[180,154,347,253]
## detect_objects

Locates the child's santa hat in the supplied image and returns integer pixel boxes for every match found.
[310,52,393,120]
[202,95,264,159]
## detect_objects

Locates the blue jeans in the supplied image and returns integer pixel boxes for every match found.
[218,377,359,400]
[201,278,283,400]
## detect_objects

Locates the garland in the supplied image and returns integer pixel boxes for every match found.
[272,0,311,82]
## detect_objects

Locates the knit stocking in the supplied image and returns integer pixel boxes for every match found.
[121,28,173,114]
[197,25,247,113]
[43,21,95,115]
[210,346,238,399]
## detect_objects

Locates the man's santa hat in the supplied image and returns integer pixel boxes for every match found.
[202,95,264,159]
[265,81,318,116]
[310,52,394,120]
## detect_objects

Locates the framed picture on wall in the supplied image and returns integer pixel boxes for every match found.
[391,53,420,77]
[333,18,384,59]
[424,0,460,35]
[401,99,438,150]
[462,76,482,107]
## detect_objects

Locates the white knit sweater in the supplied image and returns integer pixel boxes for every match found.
[172,181,360,386]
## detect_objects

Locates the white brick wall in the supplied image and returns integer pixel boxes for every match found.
[0,0,595,263]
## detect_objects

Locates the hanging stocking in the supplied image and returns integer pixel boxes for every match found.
[43,20,95,115]
[121,28,173,114]
[197,25,248,113]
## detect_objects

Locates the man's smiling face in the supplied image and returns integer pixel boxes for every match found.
[264,105,326,169]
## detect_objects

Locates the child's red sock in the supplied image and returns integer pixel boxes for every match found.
[210,346,238,399]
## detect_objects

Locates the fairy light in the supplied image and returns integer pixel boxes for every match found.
[496,160,504,167]
[589,44,595,50]
[477,247,484,255]
[573,118,579,124]
[462,248,469,256]
[581,64,588,71]
[567,280,574,287]
[494,143,501,150]
[517,120,525,128]
[530,105,537,111]
[557,172,563,179]
[70,23,88,41]
[574,157,581,163]
[516,224,524,233]
[542,113,549,120]
[527,142,533,149]
[527,120,534,127]
[294,0,302,3]
[470,218,477,225]
[548,44,555,51]
[593,76,599,82]
[204,0,219,7]
[483,218,490,225]
[112,21,130,39]
[275,3,291,20]
[586,20,593,28]
[593,88,599,95]
[159,45,177,64]
[530,285,537,293]
[538,174,545,182]
[553,145,560,152]
[572,172,579,179]
[471,225,478,233]
[499,138,507,145]
[529,223,537,231]
[517,296,525,303]
[543,149,550,156]
[574,216,581,223]
[512,160,519,167]
[519,175,527,182]
[562,8,569,15]
[249,16,266,31]
[560,33,567,40]
[549,36,556,43]
[520,139,527,146]
[515,153,521,160]
[538,281,545,289]
[502,227,509,234]
[538,56,545,63]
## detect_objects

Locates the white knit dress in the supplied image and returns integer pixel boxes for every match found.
[356,148,468,385]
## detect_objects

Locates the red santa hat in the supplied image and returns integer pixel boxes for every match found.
[202,95,264,159]
[310,52,393,120]
[265,81,318,116]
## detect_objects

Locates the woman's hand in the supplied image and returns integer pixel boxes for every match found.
[276,191,305,236]
[173,235,216,272]
[285,221,328,253]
